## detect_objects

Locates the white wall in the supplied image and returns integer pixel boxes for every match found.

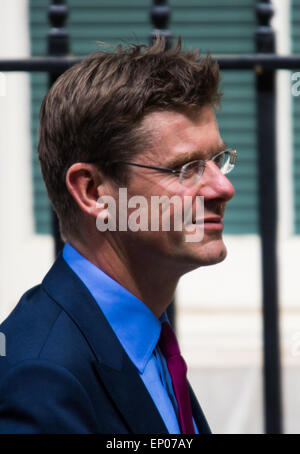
[0,0,53,323]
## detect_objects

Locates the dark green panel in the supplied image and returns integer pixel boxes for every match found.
[217,70,257,235]
[291,0,300,233]
[30,0,257,234]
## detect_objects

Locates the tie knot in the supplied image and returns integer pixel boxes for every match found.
[158,322,181,358]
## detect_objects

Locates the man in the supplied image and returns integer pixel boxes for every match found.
[0,38,235,434]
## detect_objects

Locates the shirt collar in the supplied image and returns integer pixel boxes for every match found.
[63,242,162,373]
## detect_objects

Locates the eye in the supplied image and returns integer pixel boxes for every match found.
[181,161,201,178]
[181,164,194,179]
[179,160,206,187]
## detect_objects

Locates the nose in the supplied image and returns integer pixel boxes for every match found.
[198,160,235,202]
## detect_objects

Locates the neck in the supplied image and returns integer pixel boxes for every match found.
[68,234,180,319]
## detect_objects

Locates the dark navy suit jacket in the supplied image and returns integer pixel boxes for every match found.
[0,254,211,434]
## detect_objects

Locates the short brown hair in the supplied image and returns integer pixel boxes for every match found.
[38,37,221,240]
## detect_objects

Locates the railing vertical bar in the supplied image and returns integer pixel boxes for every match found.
[149,0,176,329]
[256,0,283,434]
[48,0,69,256]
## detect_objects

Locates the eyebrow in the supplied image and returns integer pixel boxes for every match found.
[165,141,227,169]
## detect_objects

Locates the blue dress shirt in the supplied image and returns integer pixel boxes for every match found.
[63,242,198,434]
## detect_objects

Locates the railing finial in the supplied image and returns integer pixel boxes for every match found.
[48,0,69,57]
[150,0,172,50]
[256,0,275,53]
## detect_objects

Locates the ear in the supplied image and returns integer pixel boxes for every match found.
[66,163,106,219]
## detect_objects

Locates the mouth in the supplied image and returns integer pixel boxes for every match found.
[204,216,224,231]
[192,216,224,230]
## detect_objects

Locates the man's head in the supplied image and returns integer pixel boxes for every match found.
[38,37,234,274]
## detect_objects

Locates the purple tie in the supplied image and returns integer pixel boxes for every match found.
[158,322,195,434]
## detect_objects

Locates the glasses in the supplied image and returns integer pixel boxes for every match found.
[114,149,237,187]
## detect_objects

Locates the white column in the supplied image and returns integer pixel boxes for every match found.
[272,0,300,310]
[0,0,53,323]
[273,0,293,239]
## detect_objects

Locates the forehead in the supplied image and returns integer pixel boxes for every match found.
[141,106,224,165]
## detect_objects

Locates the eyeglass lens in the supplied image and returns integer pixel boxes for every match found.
[180,150,236,187]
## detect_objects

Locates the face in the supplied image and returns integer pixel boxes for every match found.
[109,106,235,275]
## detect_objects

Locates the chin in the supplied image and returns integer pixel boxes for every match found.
[183,237,228,269]
[204,246,227,265]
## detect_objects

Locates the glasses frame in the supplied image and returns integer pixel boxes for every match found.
[113,148,237,184]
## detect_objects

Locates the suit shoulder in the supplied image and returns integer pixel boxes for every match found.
[0,284,62,365]
[0,282,96,385]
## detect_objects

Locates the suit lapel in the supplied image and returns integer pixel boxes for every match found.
[42,254,168,434]
[189,383,212,434]
[93,358,168,434]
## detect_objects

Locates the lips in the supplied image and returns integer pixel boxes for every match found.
[204,216,223,224]
[192,216,223,224]
[191,216,224,233]
[203,216,224,232]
